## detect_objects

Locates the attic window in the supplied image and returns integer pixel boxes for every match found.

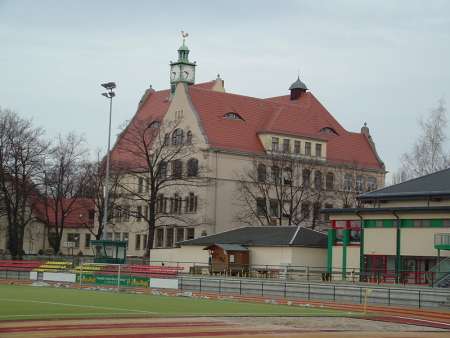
[320,127,337,135]
[148,121,161,129]
[223,113,243,120]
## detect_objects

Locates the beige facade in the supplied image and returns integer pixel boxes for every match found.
[324,168,450,285]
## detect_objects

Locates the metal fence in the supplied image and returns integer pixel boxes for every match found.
[177,276,450,310]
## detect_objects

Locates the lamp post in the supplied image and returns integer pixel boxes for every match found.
[101,82,116,241]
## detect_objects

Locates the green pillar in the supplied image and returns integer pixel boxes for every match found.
[342,229,349,277]
[396,220,402,276]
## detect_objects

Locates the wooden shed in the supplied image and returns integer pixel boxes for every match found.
[203,243,250,276]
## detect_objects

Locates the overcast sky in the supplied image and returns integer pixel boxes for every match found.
[1,0,449,183]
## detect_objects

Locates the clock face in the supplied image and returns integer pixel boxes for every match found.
[170,65,181,82]
[182,65,195,82]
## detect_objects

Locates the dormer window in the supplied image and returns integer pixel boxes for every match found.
[148,121,161,129]
[320,127,338,135]
[223,112,243,120]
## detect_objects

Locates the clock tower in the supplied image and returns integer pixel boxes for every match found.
[169,31,196,99]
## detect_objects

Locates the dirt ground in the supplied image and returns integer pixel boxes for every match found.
[218,316,448,332]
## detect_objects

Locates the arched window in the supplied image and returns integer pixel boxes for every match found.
[257,164,267,182]
[356,176,364,193]
[344,174,352,191]
[172,160,182,179]
[187,158,198,177]
[186,131,193,144]
[148,121,161,129]
[326,172,334,190]
[368,177,376,191]
[320,127,338,135]
[172,129,184,145]
[314,171,323,189]
[223,112,243,120]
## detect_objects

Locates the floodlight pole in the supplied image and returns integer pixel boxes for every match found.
[101,82,116,241]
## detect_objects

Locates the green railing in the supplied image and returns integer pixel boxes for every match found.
[425,257,450,287]
[435,232,450,249]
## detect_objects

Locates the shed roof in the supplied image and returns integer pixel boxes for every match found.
[179,226,327,248]
[203,243,250,251]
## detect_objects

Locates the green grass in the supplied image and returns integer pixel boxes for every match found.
[0,284,364,321]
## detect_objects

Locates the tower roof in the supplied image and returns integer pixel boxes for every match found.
[289,76,308,90]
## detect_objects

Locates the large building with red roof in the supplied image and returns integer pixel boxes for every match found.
[101,39,386,257]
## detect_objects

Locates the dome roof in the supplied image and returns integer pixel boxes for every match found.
[289,77,308,90]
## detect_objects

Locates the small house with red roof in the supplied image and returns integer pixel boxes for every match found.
[99,38,386,258]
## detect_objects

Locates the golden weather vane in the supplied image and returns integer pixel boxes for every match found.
[181,31,189,43]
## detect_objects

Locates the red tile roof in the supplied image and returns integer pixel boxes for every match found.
[109,81,384,170]
[33,197,94,228]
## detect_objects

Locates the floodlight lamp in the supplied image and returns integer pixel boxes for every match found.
[101,82,116,90]
[101,93,109,97]
[109,92,116,97]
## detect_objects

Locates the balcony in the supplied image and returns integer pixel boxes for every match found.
[434,233,450,250]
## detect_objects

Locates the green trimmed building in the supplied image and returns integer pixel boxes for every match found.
[322,169,450,286]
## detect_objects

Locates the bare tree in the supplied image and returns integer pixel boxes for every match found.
[82,149,125,240]
[0,108,49,259]
[38,132,90,254]
[392,98,449,184]
[233,151,332,230]
[111,115,211,257]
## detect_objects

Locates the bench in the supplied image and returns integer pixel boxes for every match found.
[211,266,227,276]
[229,267,247,277]
[191,266,209,275]
[307,270,329,281]
[377,273,402,284]
[353,272,376,282]
[286,269,306,280]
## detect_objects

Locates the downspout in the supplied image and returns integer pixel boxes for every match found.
[213,151,218,234]
[392,210,401,278]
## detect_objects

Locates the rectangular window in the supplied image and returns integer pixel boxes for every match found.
[156,228,164,247]
[368,177,376,191]
[173,160,182,179]
[256,199,266,217]
[136,206,142,222]
[138,177,144,193]
[334,220,346,228]
[301,203,310,219]
[335,229,344,245]
[122,232,129,242]
[171,193,182,213]
[269,201,278,218]
[283,139,290,153]
[413,220,430,227]
[443,220,450,227]
[282,201,291,218]
[272,137,279,151]
[135,234,141,250]
[187,228,195,240]
[294,141,300,154]
[315,144,322,157]
[156,194,166,213]
[143,234,148,250]
[305,142,311,155]
[283,168,292,185]
[123,206,130,222]
[166,228,174,247]
[350,229,361,244]
[186,192,198,213]
[67,233,80,248]
[107,232,113,240]
[84,233,91,249]
[177,228,185,243]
